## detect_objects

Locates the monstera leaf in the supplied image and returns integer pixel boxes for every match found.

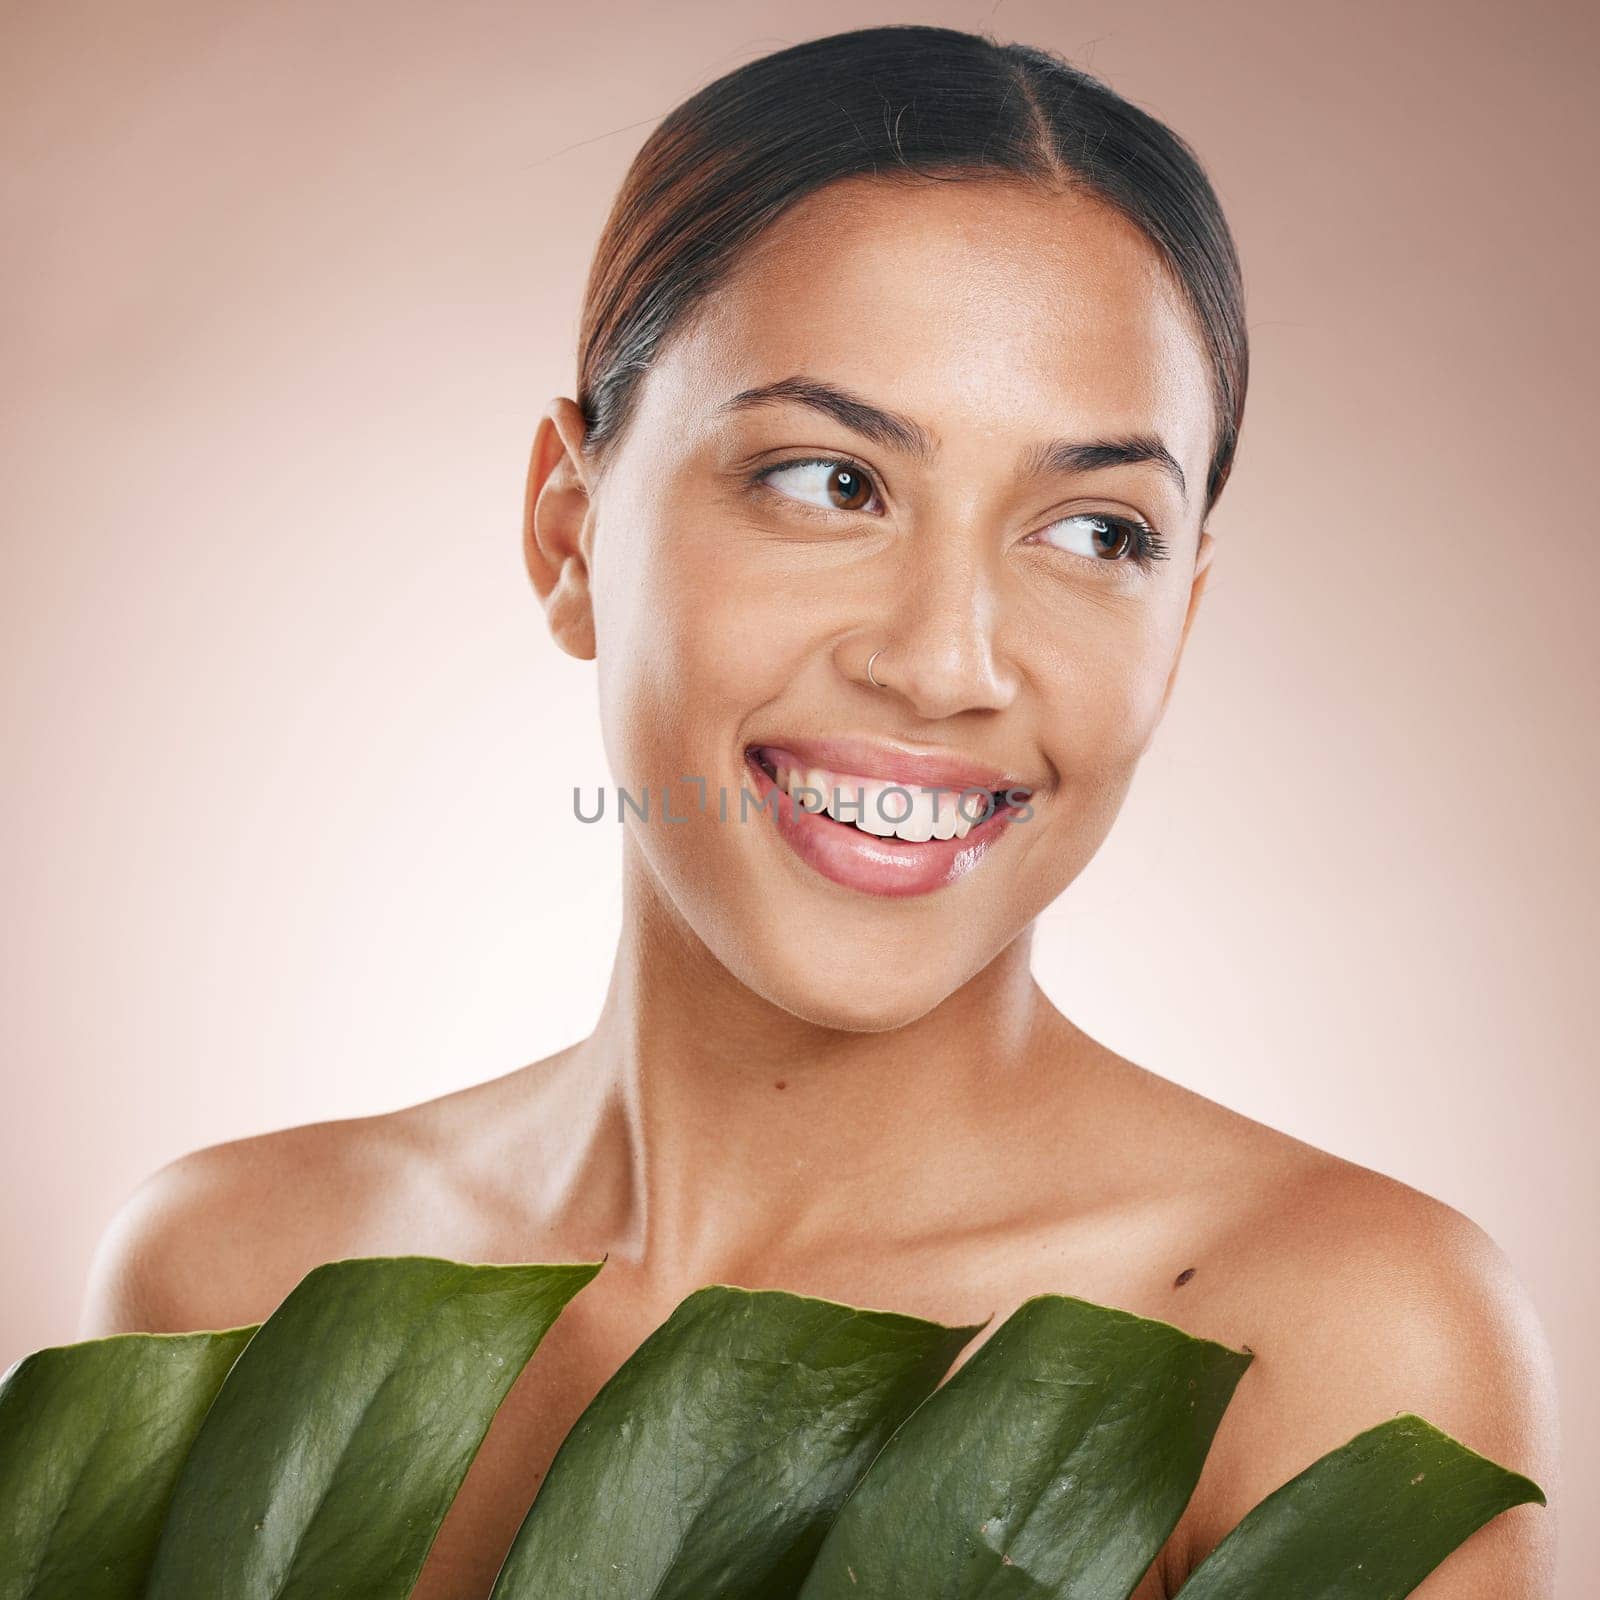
[1173,1411,1545,1600]
[0,1323,255,1597]
[490,1283,984,1596]
[142,1257,602,1598]
[794,1295,1251,1599]
[0,1256,1546,1599]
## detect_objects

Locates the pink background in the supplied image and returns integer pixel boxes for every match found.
[3,1,1594,1587]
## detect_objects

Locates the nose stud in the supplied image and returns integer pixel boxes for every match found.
[866,648,887,690]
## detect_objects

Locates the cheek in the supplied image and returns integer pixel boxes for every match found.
[590,506,802,784]
[1032,599,1185,785]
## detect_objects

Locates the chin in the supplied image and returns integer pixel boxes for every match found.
[772,984,940,1035]
[766,986,945,1035]
[728,928,977,1035]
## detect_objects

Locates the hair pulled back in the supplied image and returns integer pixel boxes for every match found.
[577,24,1248,514]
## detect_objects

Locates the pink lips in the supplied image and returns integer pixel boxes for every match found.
[742,745,1026,899]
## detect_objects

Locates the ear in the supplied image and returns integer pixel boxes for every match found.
[524,397,598,661]
[1150,528,1217,737]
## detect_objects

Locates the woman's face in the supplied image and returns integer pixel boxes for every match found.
[533,175,1218,1032]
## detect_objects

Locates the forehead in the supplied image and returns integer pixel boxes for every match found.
[652,174,1215,477]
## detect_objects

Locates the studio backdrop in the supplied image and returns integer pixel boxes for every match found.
[2,4,1594,1595]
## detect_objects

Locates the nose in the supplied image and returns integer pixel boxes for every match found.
[853,534,1022,720]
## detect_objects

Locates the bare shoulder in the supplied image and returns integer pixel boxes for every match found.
[1054,1036,1560,1595]
[1179,1151,1560,1595]
[76,1108,429,1339]
[75,1050,580,1342]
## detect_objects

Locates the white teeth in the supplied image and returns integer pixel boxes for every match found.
[895,790,937,842]
[771,756,991,843]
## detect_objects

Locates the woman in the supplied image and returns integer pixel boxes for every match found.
[77,24,1559,1598]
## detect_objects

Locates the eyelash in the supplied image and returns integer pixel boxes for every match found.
[752,455,1171,571]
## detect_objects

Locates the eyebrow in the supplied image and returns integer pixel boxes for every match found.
[718,374,1188,506]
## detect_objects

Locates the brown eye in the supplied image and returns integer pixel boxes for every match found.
[1048,513,1128,558]
[759,457,880,513]
[826,464,872,510]
[1093,519,1131,557]
[1036,512,1167,568]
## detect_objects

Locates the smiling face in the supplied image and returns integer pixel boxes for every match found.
[528,174,1219,1032]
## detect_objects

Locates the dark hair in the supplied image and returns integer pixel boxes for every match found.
[576,24,1248,515]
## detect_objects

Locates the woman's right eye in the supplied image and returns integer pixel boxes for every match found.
[756,457,882,514]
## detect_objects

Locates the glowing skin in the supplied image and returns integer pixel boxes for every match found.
[531,175,1217,1033]
[80,176,1559,1600]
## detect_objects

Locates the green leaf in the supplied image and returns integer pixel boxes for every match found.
[490,1283,984,1598]
[1173,1410,1547,1598]
[798,1293,1254,1599]
[0,1325,255,1600]
[0,1258,1548,1600]
[143,1255,602,1600]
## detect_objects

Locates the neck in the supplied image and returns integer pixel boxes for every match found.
[563,837,1071,1286]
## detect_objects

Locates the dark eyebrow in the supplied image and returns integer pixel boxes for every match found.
[719,375,938,460]
[1019,433,1188,507]
[718,373,1187,506]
